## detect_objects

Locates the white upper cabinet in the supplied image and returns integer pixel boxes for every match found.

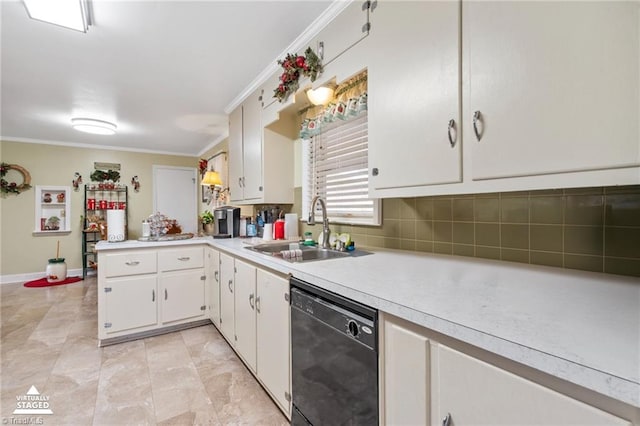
[466,1,640,181]
[242,92,263,201]
[312,0,369,69]
[228,105,244,202]
[366,0,640,198]
[229,91,263,203]
[368,0,461,192]
[228,88,294,205]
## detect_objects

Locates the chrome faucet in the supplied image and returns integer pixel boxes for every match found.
[308,195,331,249]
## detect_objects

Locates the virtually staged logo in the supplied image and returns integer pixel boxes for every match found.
[12,386,53,415]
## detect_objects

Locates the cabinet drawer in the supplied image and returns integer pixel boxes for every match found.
[105,251,157,278]
[158,247,203,272]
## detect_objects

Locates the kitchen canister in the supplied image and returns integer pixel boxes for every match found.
[284,213,299,240]
[274,218,285,240]
[107,209,126,242]
[141,219,151,238]
[46,258,67,283]
[262,223,273,241]
[239,217,247,237]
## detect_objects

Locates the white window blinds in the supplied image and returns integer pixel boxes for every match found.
[302,112,381,225]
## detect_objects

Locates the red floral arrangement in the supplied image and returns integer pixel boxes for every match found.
[273,47,323,102]
[199,159,208,176]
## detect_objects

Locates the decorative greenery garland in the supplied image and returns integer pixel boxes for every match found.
[0,162,32,194]
[273,47,323,103]
[90,169,120,182]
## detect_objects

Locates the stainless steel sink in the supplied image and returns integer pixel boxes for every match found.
[247,242,295,254]
[245,241,365,263]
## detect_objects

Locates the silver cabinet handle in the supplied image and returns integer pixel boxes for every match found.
[164,288,168,300]
[152,289,155,302]
[447,119,457,147]
[125,260,140,266]
[214,271,219,282]
[473,110,483,141]
[249,293,255,309]
[442,413,451,426]
[256,295,261,313]
[228,279,233,293]
[177,256,190,261]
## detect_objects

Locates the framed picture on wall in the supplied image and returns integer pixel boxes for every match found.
[201,184,212,204]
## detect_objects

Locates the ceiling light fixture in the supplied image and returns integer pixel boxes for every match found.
[306,86,335,106]
[23,0,89,33]
[71,118,117,135]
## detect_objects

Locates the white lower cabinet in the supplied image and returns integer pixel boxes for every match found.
[98,245,208,345]
[219,252,236,341]
[102,274,158,335]
[207,247,220,327]
[234,258,257,372]
[256,269,291,414]
[159,269,206,325]
[380,313,632,426]
[432,344,630,426]
[381,315,431,425]
[212,252,291,418]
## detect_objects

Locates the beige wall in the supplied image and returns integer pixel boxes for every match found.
[1,140,196,276]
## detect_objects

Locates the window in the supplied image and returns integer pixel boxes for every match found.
[302,112,381,225]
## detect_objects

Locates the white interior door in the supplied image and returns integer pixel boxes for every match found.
[153,165,198,234]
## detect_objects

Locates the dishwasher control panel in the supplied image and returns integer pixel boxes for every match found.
[291,286,377,350]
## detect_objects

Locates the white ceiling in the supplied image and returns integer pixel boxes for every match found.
[1,0,333,156]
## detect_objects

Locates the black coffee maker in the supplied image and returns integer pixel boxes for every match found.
[213,207,240,238]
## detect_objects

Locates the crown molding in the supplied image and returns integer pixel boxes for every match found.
[197,132,229,157]
[224,0,353,114]
[1,136,198,157]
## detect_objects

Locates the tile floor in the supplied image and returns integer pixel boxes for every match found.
[1,277,288,425]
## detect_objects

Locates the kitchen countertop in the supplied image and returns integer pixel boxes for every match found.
[98,237,640,408]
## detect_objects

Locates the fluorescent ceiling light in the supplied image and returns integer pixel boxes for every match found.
[72,118,117,135]
[23,0,89,33]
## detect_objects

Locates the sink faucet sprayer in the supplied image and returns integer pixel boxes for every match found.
[308,195,331,249]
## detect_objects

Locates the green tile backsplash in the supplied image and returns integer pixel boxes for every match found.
[295,185,640,277]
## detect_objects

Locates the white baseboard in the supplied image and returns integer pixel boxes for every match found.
[0,268,87,285]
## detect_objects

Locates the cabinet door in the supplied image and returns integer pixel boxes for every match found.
[234,258,257,372]
[159,269,205,325]
[256,269,290,414]
[103,275,157,334]
[368,1,461,192]
[208,248,220,327]
[432,344,630,426]
[242,93,263,201]
[466,1,640,180]
[382,314,430,426]
[219,253,236,341]
[229,105,244,202]
[313,0,368,67]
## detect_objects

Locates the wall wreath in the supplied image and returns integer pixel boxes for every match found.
[0,162,32,194]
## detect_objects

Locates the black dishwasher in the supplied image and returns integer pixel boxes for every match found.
[290,277,378,425]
